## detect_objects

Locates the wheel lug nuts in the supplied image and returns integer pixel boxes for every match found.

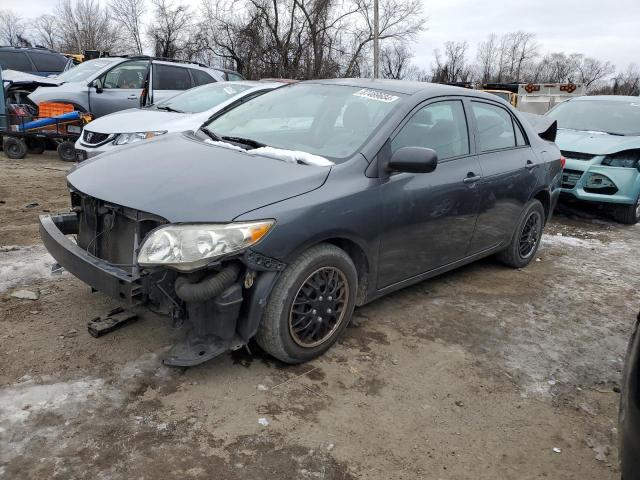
[326,308,332,314]
[319,296,323,301]
[328,296,332,300]
[312,309,317,314]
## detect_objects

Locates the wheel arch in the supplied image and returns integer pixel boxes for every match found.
[531,188,551,224]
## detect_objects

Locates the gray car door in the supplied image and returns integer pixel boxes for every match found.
[466,100,535,254]
[88,59,150,117]
[377,98,482,288]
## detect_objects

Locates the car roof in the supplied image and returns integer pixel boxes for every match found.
[0,46,64,54]
[302,78,499,100]
[570,95,640,102]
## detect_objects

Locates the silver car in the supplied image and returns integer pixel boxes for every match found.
[74,81,283,160]
[28,57,231,118]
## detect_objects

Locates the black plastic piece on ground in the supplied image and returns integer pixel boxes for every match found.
[87,306,138,338]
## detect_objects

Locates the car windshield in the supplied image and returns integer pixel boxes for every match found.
[547,99,640,136]
[153,82,253,114]
[203,83,405,161]
[56,58,117,83]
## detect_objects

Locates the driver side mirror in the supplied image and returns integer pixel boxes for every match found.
[91,79,103,94]
[387,147,438,174]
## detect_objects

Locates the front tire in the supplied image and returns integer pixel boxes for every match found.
[255,243,357,364]
[497,199,545,268]
[613,195,640,225]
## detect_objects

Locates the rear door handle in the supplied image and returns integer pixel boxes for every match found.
[127,95,138,100]
[463,174,482,184]
[525,160,536,170]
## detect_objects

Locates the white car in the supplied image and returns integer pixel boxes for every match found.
[75,81,283,160]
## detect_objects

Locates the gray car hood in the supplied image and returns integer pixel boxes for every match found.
[67,133,331,222]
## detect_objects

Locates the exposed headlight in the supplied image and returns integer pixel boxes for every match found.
[137,220,274,271]
[601,149,640,169]
[114,131,167,145]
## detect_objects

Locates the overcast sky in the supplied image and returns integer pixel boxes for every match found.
[4,0,639,72]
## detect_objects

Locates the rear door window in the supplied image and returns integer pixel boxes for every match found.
[471,102,517,152]
[28,52,67,72]
[190,68,216,86]
[0,51,33,71]
[153,64,193,90]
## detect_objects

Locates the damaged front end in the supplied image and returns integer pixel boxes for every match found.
[39,190,284,367]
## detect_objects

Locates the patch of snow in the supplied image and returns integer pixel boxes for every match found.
[0,245,64,293]
[203,139,246,152]
[258,417,269,426]
[541,234,602,249]
[248,147,334,166]
[0,378,110,425]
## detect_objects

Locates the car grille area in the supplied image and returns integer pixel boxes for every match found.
[562,169,583,189]
[82,130,113,146]
[71,192,165,272]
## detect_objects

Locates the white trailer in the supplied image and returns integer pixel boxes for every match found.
[517,83,586,114]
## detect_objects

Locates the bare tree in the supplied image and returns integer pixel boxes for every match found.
[0,10,28,47]
[431,41,471,83]
[343,0,424,77]
[476,33,498,82]
[55,0,122,53]
[380,43,414,79]
[31,14,59,49]
[612,64,640,96]
[110,0,146,54]
[199,0,424,80]
[147,0,194,58]
[577,57,615,89]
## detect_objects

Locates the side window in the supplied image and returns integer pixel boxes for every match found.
[0,51,33,71]
[227,72,244,81]
[513,119,527,146]
[471,102,517,152]
[190,68,215,86]
[391,100,470,161]
[102,60,148,89]
[153,64,193,90]
[29,52,67,72]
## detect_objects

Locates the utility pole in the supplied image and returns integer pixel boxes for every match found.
[373,0,379,79]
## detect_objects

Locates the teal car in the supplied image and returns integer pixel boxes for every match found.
[546,96,640,224]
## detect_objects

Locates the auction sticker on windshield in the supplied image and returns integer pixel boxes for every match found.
[353,88,399,103]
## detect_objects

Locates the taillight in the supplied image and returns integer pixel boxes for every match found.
[560,156,566,169]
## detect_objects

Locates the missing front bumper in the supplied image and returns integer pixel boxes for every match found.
[39,213,143,302]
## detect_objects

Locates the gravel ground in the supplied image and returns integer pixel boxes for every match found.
[0,153,637,479]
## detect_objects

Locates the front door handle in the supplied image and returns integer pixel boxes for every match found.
[127,95,138,100]
[463,173,481,184]
[525,160,536,170]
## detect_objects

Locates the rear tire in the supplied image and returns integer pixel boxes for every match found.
[255,243,357,364]
[57,140,76,162]
[613,195,640,225]
[26,138,46,155]
[3,137,27,159]
[497,199,545,268]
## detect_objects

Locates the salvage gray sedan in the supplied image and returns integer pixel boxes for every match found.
[40,79,563,367]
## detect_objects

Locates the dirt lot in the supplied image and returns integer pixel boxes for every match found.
[1,153,637,479]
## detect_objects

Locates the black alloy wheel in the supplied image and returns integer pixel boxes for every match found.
[518,210,542,259]
[289,266,349,348]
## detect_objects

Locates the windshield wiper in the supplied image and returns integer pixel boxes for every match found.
[221,136,267,149]
[199,127,221,142]
[156,105,183,113]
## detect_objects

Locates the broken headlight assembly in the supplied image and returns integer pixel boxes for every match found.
[601,149,640,170]
[137,220,274,271]
[584,173,618,195]
[114,131,167,145]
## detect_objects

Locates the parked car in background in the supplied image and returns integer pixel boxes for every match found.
[0,46,70,76]
[27,56,240,118]
[620,312,640,480]
[75,80,284,160]
[546,96,640,224]
[39,80,562,368]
